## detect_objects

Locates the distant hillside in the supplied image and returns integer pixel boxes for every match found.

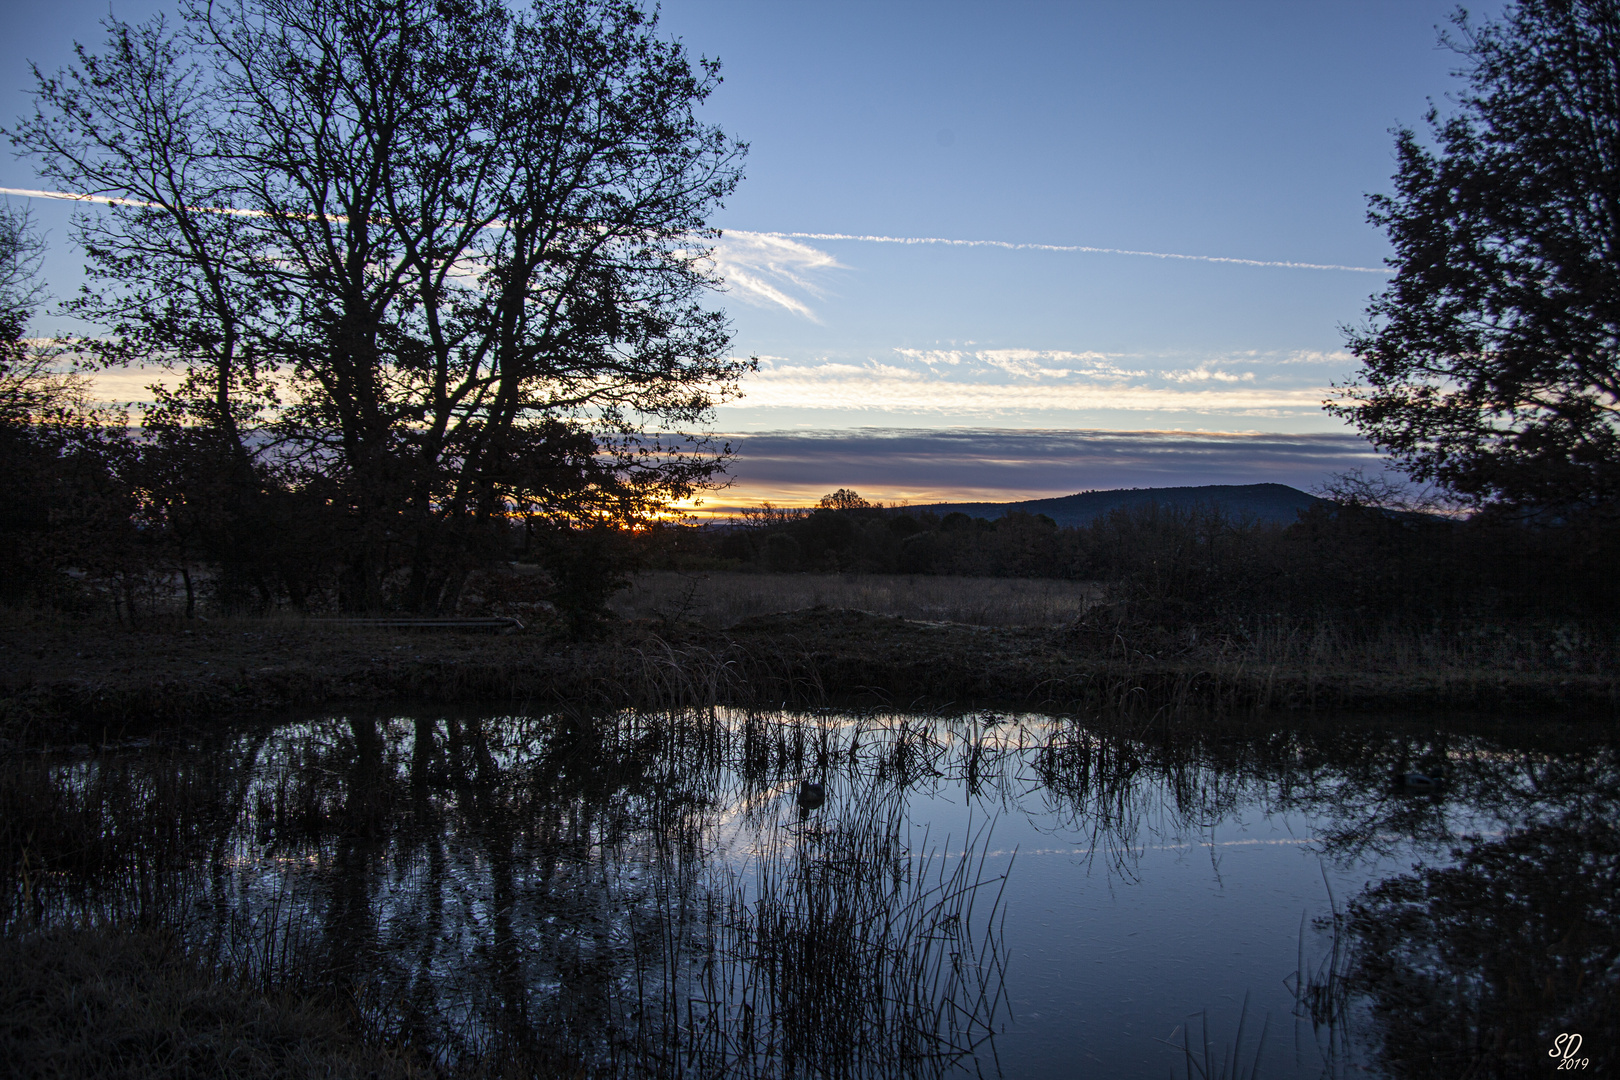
[906,483,1326,528]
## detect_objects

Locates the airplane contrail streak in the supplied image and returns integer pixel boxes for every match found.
[728,228,1389,274]
[1,185,277,219]
[1,187,1389,274]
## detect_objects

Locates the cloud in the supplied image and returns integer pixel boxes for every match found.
[1277,349,1358,366]
[892,348,968,368]
[706,231,842,318]
[1164,364,1256,383]
[702,427,1386,508]
[0,188,1386,275]
[0,186,849,321]
[738,360,1327,416]
[974,348,1143,380]
[716,344,1360,422]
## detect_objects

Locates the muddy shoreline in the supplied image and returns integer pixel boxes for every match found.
[5,607,1616,743]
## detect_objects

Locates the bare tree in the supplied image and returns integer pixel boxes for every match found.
[0,202,72,422]
[12,0,750,612]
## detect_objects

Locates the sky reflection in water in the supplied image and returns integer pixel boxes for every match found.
[10,709,1616,1079]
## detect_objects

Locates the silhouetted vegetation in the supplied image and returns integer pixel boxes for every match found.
[0,204,144,613]
[4,0,748,619]
[645,488,1620,627]
[1336,0,1620,516]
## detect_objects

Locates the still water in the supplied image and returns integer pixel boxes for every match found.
[8,708,1616,1077]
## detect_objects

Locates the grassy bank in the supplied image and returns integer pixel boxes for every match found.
[1,928,427,1079]
[5,581,1618,742]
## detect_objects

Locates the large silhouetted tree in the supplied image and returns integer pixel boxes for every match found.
[12,0,749,612]
[1334,1,1620,515]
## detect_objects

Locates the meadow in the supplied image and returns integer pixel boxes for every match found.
[605,570,1102,628]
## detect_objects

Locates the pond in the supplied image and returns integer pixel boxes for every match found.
[4,708,1616,1078]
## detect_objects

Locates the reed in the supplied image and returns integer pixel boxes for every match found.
[3,708,1015,1078]
[1162,993,1269,1080]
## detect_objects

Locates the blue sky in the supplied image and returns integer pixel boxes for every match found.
[1,1,1500,504]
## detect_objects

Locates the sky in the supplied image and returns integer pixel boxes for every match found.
[0,0,1503,507]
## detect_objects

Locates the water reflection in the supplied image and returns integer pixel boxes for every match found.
[1339,819,1619,1077]
[2,710,1616,1077]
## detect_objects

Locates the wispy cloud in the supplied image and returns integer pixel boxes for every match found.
[892,348,969,368]
[740,362,1327,416]
[1,187,1382,331]
[704,231,843,318]
[0,185,851,320]
[728,346,1335,418]
[1275,349,1358,366]
[1164,364,1256,383]
[974,349,1144,380]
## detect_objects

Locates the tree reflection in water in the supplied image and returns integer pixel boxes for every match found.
[1340,819,1618,1078]
[3,709,1011,1078]
[1263,729,1620,1077]
[2,708,1617,1078]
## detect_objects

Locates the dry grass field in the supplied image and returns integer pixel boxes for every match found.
[607,571,1103,628]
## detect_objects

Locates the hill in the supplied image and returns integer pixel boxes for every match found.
[905,483,1325,527]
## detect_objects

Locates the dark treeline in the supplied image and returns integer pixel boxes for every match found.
[12,428,1620,630]
[0,410,628,629]
[642,488,1620,623]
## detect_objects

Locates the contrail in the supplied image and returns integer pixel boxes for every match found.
[1,187,1389,274]
[729,228,1389,274]
[1,185,275,219]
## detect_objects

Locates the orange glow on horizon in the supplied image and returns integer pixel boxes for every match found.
[672,480,1084,518]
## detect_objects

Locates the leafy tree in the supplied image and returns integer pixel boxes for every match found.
[1334,1,1620,515]
[11,0,750,612]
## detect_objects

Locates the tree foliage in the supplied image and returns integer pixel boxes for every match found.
[1334,0,1620,514]
[10,0,749,612]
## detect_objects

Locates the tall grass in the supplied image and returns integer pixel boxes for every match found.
[0,926,428,1080]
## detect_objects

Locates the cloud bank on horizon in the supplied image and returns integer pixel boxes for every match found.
[691,427,1385,510]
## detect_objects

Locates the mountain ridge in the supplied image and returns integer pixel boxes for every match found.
[903,482,1326,527]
